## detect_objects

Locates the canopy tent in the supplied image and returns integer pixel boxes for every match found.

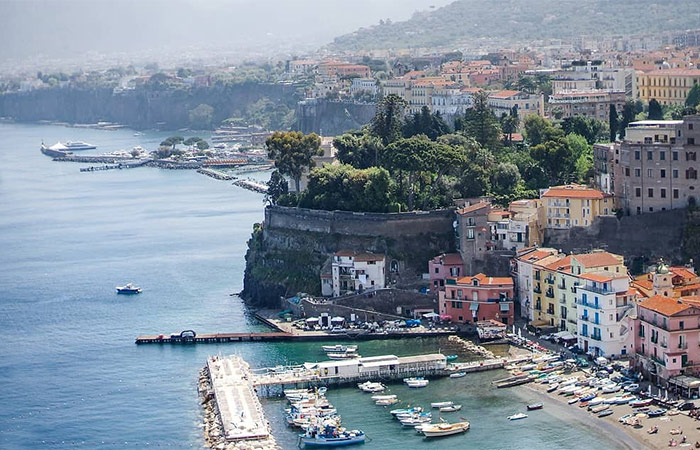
[422,312,439,318]
[330,317,345,323]
[553,331,577,342]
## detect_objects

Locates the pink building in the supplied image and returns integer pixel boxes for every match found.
[632,295,700,383]
[439,273,515,325]
[428,253,464,291]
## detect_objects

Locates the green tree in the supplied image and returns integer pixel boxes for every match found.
[523,115,563,146]
[189,103,215,129]
[333,132,383,169]
[686,84,700,108]
[609,104,619,142]
[648,99,663,120]
[196,140,210,151]
[266,131,322,192]
[566,133,593,182]
[491,162,521,196]
[516,75,537,94]
[382,136,434,210]
[530,138,576,185]
[457,90,502,150]
[184,137,203,146]
[371,94,407,145]
[501,113,519,146]
[300,164,393,212]
[561,116,606,145]
[619,100,636,138]
[265,170,289,205]
[456,164,490,198]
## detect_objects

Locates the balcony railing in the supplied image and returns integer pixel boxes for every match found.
[580,315,590,322]
[534,286,542,294]
[679,342,688,350]
[661,341,668,349]
[591,334,602,341]
[535,304,542,311]
[545,290,555,299]
[652,356,665,367]
[559,297,566,304]
[581,284,614,295]
[545,278,555,285]
[683,360,696,367]
[558,283,566,290]
[651,336,658,344]
[576,299,602,310]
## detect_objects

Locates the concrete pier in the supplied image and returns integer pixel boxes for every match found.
[198,167,235,180]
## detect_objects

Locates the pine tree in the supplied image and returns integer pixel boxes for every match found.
[648,99,663,120]
[609,104,619,142]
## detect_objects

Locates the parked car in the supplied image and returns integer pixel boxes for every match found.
[678,401,696,411]
[567,344,584,354]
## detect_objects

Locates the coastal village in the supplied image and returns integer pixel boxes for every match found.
[5,4,700,450]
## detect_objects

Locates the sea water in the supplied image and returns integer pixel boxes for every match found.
[0,123,625,449]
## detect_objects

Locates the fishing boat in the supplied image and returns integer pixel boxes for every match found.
[507,413,528,420]
[431,401,454,409]
[546,383,559,393]
[629,399,653,408]
[390,407,422,416]
[327,351,360,360]
[579,393,597,402]
[299,424,366,447]
[421,421,470,438]
[590,404,610,414]
[371,394,396,401]
[357,381,385,393]
[598,409,614,418]
[375,398,399,406]
[399,416,432,427]
[647,409,667,417]
[449,372,467,379]
[322,345,358,353]
[526,403,543,411]
[439,404,462,412]
[568,398,579,405]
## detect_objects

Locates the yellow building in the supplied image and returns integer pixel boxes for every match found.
[541,184,615,230]
[637,68,700,106]
[529,250,626,333]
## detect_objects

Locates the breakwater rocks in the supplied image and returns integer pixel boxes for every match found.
[448,335,496,359]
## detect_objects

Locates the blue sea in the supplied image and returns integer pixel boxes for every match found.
[0,123,628,449]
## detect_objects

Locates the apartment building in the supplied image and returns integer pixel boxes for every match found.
[615,116,700,214]
[439,273,515,325]
[428,253,464,291]
[540,184,615,229]
[323,251,386,297]
[487,90,545,121]
[576,272,636,358]
[548,90,625,122]
[593,143,616,194]
[637,68,700,106]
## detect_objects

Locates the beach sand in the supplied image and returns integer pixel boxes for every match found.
[524,373,700,450]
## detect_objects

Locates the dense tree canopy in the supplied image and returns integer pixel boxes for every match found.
[266,131,322,192]
[371,94,407,145]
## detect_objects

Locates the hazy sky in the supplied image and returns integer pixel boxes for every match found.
[0,0,453,63]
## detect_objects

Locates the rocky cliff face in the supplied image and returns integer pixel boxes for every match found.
[0,82,299,130]
[240,206,456,308]
[295,98,376,135]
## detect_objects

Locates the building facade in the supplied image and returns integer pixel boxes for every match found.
[326,251,386,297]
[439,273,515,325]
[637,69,700,106]
[548,90,625,122]
[541,184,615,229]
[428,253,464,292]
[615,116,700,214]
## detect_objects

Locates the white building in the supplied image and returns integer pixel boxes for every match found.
[326,251,386,297]
[350,78,378,96]
[576,272,636,359]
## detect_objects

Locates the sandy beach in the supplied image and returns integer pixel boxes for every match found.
[524,373,700,450]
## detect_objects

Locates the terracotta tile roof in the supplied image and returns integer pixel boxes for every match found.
[543,255,571,271]
[681,295,700,306]
[542,185,605,199]
[572,252,621,268]
[489,89,522,99]
[431,253,463,265]
[670,266,698,282]
[638,295,692,317]
[464,273,513,286]
[457,202,490,215]
[579,271,627,283]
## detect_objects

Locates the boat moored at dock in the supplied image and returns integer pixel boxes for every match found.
[421,421,470,438]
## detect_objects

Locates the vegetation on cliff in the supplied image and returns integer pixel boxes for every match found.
[329,0,700,51]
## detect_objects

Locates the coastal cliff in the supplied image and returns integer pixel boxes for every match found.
[295,98,376,136]
[240,206,456,308]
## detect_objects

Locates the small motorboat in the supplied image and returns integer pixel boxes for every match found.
[375,398,399,406]
[421,421,470,438]
[445,355,458,361]
[546,383,559,393]
[371,394,396,401]
[526,403,543,411]
[598,409,614,418]
[358,381,385,393]
[507,413,528,421]
[439,404,462,413]
[579,401,589,408]
[400,416,432,427]
[647,409,667,417]
[568,398,579,405]
[299,426,366,447]
[327,351,360,360]
[322,344,358,353]
[669,428,682,435]
[590,405,610,414]
[116,282,141,294]
[449,372,467,379]
[629,398,653,408]
[431,401,454,409]
[390,407,422,416]
[405,377,429,388]
[646,426,658,434]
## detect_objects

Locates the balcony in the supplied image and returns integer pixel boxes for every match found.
[651,336,658,344]
[576,299,602,310]
[534,286,542,294]
[661,341,668,349]
[558,283,566,290]
[652,356,665,367]
[679,342,688,350]
[591,334,602,341]
[535,304,542,311]
[545,290,555,299]
[545,278,555,285]
[581,284,614,295]
[683,360,696,367]
[559,297,567,305]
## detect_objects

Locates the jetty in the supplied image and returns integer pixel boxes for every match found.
[198,167,235,181]
[232,178,268,193]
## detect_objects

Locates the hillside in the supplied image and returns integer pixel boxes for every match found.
[329,0,700,51]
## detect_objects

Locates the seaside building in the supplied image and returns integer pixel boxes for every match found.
[507,199,544,250]
[613,116,700,214]
[540,184,615,230]
[575,272,636,358]
[512,247,559,321]
[439,273,515,325]
[631,261,700,299]
[632,295,700,382]
[455,202,491,275]
[322,251,386,297]
[428,253,464,292]
[350,78,378,96]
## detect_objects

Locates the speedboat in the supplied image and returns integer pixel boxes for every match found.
[449,372,466,378]
[421,421,470,438]
[590,404,609,414]
[629,398,653,408]
[439,404,462,412]
[299,426,366,447]
[399,416,432,427]
[507,413,528,420]
[647,408,667,417]
[371,394,396,401]
[116,283,141,294]
[357,381,385,393]
[546,383,559,393]
[375,398,399,406]
[64,141,97,150]
[390,407,422,416]
[598,409,614,418]
[527,403,543,411]
[327,350,359,360]
[404,377,429,388]
[431,401,453,409]
[568,398,579,405]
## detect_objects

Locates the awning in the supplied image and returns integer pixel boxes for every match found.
[530,320,549,328]
[499,303,510,312]
[422,312,439,318]
[469,303,479,311]
[553,331,576,341]
[305,317,319,322]
[331,317,345,322]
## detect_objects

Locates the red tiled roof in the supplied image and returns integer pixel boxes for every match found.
[579,272,627,283]
[638,295,692,316]
[457,202,490,215]
[431,253,463,265]
[489,90,521,99]
[543,255,571,271]
[542,185,605,199]
[572,252,621,268]
[670,266,697,282]
[459,273,513,286]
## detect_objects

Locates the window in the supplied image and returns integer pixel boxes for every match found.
[674,189,679,199]
[690,123,695,130]
[625,168,630,177]
[687,168,698,180]
[660,169,666,178]
[647,150,653,160]
[673,169,679,178]
[635,168,641,177]
[635,187,641,197]
[661,188,666,198]
[434,267,439,274]
[660,151,666,160]
[673,151,678,161]
[467,228,475,239]
[635,150,640,160]
[687,151,697,161]
[689,138,696,146]
[467,217,475,226]
[648,188,653,198]
[647,168,653,178]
